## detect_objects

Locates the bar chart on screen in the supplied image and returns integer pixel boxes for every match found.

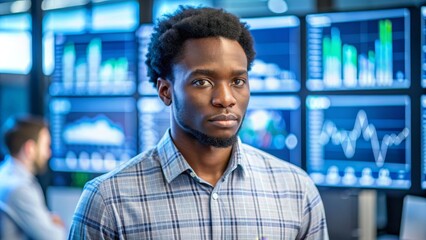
[306,8,410,91]
[50,32,137,96]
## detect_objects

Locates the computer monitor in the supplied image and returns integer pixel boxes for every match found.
[306,95,411,189]
[422,7,426,88]
[239,95,301,166]
[49,97,137,173]
[306,8,410,91]
[243,16,301,92]
[137,24,157,95]
[422,96,426,189]
[50,32,137,96]
[138,97,170,152]
[43,8,88,76]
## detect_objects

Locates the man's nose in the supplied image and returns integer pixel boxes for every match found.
[211,83,237,108]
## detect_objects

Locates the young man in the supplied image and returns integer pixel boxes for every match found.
[69,6,328,239]
[0,116,65,240]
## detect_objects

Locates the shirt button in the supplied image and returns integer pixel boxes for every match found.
[212,192,219,200]
[190,172,196,178]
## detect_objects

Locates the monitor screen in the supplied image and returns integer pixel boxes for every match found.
[50,32,137,96]
[306,95,411,189]
[43,8,88,76]
[138,97,170,152]
[243,16,301,92]
[137,24,157,95]
[239,95,301,166]
[422,7,426,88]
[422,96,426,189]
[49,97,137,173]
[306,8,410,91]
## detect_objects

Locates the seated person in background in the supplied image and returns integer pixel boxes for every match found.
[69,6,328,239]
[0,115,65,240]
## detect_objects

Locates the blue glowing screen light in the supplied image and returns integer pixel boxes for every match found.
[0,31,32,74]
[240,95,301,166]
[306,95,411,189]
[49,97,137,173]
[92,0,139,32]
[306,8,410,91]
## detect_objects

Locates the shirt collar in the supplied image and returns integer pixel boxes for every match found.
[157,130,247,184]
[223,137,247,179]
[157,131,192,184]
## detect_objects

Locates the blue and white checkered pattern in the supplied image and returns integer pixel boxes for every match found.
[69,131,329,239]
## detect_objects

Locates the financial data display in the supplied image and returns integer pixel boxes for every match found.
[49,97,137,173]
[50,32,137,96]
[239,96,301,166]
[306,8,410,91]
[243,16,300,92]
[137,24,157,95]
[138,97,170,152]
[306,95,411,189]
[422,96,426,189]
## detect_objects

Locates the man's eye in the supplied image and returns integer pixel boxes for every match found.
[233,79,246,86]
[193,79,211,86]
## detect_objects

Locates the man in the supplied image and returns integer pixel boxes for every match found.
[0,116,65,239]
[69,6,328,239]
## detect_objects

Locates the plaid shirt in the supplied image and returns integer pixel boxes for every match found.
[69,131,328,240]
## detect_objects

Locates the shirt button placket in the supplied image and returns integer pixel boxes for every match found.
[210,190,221,239]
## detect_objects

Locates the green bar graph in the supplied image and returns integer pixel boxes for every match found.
[322,19,395,88]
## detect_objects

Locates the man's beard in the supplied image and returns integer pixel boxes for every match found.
[173,96,243,148]
[181,126,239,148]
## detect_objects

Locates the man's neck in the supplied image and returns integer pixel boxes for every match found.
[171,132,233,186]
[12,154,35,175]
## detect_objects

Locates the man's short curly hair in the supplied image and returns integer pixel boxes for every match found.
[145,6,256,87]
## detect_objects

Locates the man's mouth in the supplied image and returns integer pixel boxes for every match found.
[208,114,239,128]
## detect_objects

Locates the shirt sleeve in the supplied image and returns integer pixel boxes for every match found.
[68,180,117,240]
[298,176,329,240]
[8,182,66,240]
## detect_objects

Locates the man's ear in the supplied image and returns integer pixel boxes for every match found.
[157,78,172,106]
[22,139,36,158]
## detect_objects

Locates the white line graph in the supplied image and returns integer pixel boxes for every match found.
[319,109,409,167]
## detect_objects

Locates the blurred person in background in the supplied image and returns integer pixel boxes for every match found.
[0,115,65,240]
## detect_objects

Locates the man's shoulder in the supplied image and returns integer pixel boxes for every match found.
[0,168,32,196]
[239,143,319,196]
[240,143,308,177]
[85,148,162,192]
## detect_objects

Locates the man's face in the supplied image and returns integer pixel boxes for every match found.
[168,37,250,147]
[33,128,51,173]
